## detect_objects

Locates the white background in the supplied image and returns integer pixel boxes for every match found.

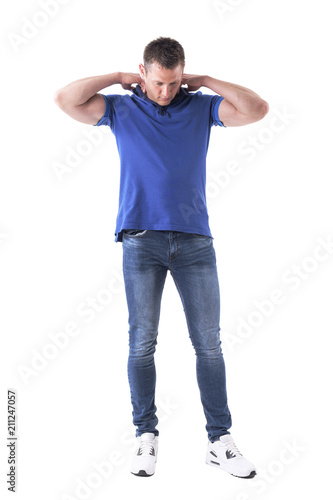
[1,0,332,499]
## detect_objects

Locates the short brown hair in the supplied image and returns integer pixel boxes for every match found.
[143,37,185,71]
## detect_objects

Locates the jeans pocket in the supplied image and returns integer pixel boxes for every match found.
[190,233,209,238]
[123,229,148,238]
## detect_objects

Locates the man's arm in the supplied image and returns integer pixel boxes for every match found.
[182,74,269,127]
[54,72,143,125]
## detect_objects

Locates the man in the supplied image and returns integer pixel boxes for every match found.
[54,37,269,479]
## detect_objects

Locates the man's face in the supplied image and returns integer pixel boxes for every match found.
[139,62,184,106]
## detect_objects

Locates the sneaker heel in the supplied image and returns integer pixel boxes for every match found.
[206,449,220,467]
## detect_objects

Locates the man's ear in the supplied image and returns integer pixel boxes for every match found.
[138,64,147,93]
[139,63,146,80]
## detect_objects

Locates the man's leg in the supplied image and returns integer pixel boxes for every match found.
[169,232,232,442]
[122,230,168,437]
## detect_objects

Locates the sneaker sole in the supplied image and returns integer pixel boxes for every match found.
[131,470,154,477]
[206,459,256,479]
[232,471,257,479]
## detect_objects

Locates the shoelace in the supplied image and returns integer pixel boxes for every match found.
[219,439,242,458]
[138,441,155,456]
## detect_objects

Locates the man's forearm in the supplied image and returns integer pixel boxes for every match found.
[54,72,122,107]
[202,75,267,117]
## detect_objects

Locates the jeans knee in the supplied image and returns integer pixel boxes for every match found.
[190,329,222,358]
[129,327,157,358]
[129,345,156,360]
[195,345,222,358]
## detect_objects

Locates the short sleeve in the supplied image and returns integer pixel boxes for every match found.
[94,94,116,129]
[211,95,226,127]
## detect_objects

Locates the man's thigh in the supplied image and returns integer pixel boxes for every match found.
[122,230,168,331]
[170,234,221,348]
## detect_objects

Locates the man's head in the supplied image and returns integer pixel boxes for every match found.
[139,37,185,105]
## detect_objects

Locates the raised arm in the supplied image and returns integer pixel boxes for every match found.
[182,74,269,127]
[54,72,143,125]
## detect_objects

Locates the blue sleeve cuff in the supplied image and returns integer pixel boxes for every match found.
[94,94,109,126]
[213,96,226,127]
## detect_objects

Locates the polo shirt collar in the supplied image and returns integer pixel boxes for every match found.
[131,84,188,109]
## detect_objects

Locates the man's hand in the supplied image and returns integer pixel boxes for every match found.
[119,72,145,93]
[181,73,269,126]
[181,74,207,91]
[54,71,148,125]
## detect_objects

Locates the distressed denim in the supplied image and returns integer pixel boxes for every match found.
[122,230,232,442]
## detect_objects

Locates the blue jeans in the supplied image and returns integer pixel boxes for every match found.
[122,230,232,442]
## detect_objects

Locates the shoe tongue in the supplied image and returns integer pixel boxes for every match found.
[140,433,156,441]
[219,434,233,444]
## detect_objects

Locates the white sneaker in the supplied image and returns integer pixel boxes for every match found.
[130,433,158,477]
[206,434,256,478]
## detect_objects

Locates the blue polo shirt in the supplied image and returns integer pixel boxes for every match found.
[95,85,225,241]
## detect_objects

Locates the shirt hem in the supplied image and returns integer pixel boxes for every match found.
[115,223,213,242]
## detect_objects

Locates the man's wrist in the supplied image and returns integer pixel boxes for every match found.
[112,72,122,85]
[202,75,213,89]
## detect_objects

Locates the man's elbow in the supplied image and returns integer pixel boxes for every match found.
[54,88,72,112]
[257,99,269,120]
[54,88,65,109]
